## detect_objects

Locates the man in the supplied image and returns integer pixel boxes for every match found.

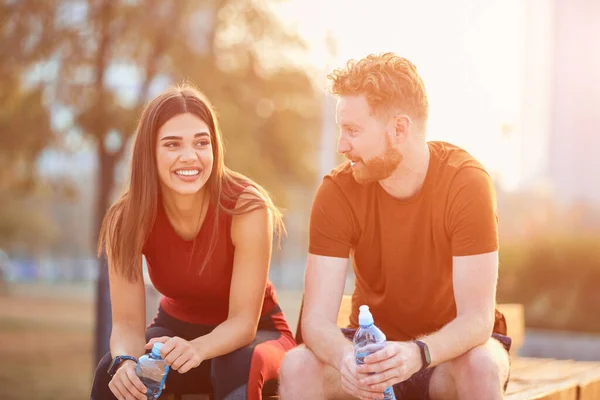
[279,53,511,400]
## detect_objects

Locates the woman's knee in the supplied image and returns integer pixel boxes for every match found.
[211,344,254,377]
[210,339,291,398]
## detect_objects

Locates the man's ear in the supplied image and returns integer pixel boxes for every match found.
[393,114,412,142]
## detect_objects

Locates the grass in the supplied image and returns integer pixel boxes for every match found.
[0,289,94,400]
[0,283,305,400]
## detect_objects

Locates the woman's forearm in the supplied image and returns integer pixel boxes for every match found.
[110,322,147,359]
[191,316,255,361]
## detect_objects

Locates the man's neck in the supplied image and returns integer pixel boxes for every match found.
[378,141,430,200]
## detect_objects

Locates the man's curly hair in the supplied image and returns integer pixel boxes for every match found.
[328,52,428,122]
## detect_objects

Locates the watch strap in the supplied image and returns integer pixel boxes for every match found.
[107,355,138,376]
[414,340,431,371]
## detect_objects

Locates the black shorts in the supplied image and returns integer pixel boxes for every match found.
[341,328,512,400]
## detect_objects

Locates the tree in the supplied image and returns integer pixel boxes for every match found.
[0,1,62,252]
[9,0,320,362]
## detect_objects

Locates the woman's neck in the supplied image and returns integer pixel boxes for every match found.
[161,187,207,226]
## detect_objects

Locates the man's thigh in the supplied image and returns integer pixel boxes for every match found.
[428,336,511,400]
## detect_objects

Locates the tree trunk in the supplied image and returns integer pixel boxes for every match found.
[94,144,117,363]
[92,0,113,367]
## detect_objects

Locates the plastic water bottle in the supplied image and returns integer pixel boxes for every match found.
[353,305,396,400]
[135,342,170,399]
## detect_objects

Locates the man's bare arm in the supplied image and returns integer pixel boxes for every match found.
[417,251,498,367]
[301,253,353,371]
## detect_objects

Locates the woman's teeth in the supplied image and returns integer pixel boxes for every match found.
[175,169,199,176]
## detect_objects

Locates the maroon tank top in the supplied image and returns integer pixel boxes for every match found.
[142,191,280,325]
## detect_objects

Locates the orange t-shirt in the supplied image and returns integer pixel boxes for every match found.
[309,141,506,341]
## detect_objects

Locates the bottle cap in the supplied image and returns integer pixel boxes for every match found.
[151,342,164,358]
[358,305,374,327]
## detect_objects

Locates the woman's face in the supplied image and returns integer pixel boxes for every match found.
[155,113,214,196]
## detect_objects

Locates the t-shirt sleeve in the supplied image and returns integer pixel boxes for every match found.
[447,167,499,256]
[308,177,356,258]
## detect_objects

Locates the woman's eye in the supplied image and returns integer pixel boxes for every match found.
[196,140,210,147]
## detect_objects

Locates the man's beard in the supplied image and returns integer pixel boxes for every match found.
[351,140,403,184]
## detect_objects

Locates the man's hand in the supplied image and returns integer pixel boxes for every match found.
[356,341,423,392]
[340,351,388,400]
[146,336,203,374]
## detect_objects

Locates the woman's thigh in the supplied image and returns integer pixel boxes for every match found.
[211,329,295,399]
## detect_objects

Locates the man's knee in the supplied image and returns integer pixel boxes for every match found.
[280,345,320,385]
[280,346,348,400]
[448,340,508,386]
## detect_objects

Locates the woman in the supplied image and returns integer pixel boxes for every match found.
[90,85,296,400]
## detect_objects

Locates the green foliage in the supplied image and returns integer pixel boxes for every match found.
[43,0,320,230]
[0,2,59,250]
[498,235,600,333]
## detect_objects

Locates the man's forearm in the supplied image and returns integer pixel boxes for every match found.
[419,314,492,367]
[302,318,353,371]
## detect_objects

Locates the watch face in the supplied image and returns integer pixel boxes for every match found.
[416,341,431,367]
[423,344,431,364]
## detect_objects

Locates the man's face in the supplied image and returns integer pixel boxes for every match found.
[336,95,403,184]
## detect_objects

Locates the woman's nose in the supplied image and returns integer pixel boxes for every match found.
[179,145,198,162]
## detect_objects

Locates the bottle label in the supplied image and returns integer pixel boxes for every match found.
[354,342,386,364]
[354,344,396,400]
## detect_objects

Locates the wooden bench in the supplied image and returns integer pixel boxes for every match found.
[164,296,600,400]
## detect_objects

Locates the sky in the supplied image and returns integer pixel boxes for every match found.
[272,0,529,190]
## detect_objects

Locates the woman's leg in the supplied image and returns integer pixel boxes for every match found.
[90,317,212,399]
[90,352,118,400]
[210,329,296,400]
[88,325,178,400]
[146,321,214,396]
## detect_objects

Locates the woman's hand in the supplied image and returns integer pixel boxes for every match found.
[108,360,147,400]
[146,336,203,373]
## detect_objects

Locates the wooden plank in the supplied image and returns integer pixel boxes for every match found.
[510,357,557,372]
[506,379,578,400]
[580,377,600,400]
[511,359,591,381]
[569,361,600,400]
[507,358,600,400]
[506,358,576,399]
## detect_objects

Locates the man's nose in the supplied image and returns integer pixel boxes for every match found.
[337,135,351,154]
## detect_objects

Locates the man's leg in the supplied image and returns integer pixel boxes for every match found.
[429,337,510,400]
[279,345,356,400]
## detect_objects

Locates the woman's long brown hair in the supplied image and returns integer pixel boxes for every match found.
[98,85,284,282]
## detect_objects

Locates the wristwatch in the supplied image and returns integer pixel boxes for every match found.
[414,340,431,371]
[107,355,138,376]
